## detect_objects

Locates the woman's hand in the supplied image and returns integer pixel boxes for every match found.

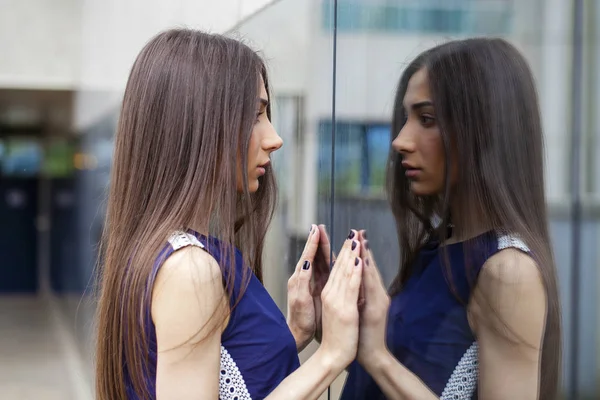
[286,224,323,352]
[356,231,392,371]
[265,232,364,399]
[318,230,363,370]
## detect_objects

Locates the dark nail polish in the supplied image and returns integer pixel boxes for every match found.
[366,259,370,266]
[352,241,357,251]
[348,230,355,239]
[362,231,367,239]
[355,257,360,266]
[302,260,310,270]
[364,240,369,250]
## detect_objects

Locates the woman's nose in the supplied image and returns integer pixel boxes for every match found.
[263,126,283,152]
[392,128,416,154]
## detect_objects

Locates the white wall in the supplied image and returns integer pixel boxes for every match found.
[315,34,444,122]
[228,0,312,95]
[74,0,275,130]
[0,0,82,89]
[538,0,573,202]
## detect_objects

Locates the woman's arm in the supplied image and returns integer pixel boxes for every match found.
[470,248,547,399]
[356,242,547,400]
[362,349,437,400]
[152,246,228,399]
[153,234,363,400]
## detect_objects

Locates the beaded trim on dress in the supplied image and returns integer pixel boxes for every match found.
[440,342,479,400]
[220,346,252,400]
[167,231,205,250]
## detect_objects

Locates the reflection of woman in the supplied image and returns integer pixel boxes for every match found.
[342,38,561,399]
[95,29,363,400]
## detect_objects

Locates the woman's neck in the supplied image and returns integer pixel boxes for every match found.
[444,199,492,245]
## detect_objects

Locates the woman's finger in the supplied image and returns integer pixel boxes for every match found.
[294,224,320,275]
[358,230,368,258]
[318,224,335,267]
[362,242,386,292]
[324,230,358,292]
[346,256,363,304]
[330,234,361,295]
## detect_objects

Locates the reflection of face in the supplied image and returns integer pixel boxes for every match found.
[392,68,452,196]
[236,76,283,193]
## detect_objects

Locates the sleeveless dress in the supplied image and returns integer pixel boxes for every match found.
[125,230,300,399]
[341,231,530,400]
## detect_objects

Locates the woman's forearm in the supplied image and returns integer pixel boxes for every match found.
[287,321,312,353]
[265,348,343,400]
[362,350,437,400]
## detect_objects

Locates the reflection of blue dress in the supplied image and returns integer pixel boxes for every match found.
[341,231,530,399]
[125,230,300,399]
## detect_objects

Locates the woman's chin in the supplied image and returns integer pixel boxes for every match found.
[236,179,260,194]
[409,181,437,197]
[248,179,260,193]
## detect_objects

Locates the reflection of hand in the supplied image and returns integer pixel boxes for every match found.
[312,224,334,343]
[319,231,363,369]
[287,225,321,352]
[356,232,391,370]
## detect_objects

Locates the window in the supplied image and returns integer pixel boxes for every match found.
[43,139,75,178]
[321,0,513,35]
[318,121,391,197]
[1,138,43,177]
[366,125,391,192]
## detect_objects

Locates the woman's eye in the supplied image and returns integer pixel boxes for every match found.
[420,115,435,126]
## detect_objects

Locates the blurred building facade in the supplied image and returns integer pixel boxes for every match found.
[0,0,599,398]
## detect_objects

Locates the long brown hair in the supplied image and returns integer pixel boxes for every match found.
[386,38,561,399]
[95,29,277,399]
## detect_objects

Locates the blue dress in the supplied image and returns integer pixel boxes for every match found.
[125,230,300,399]
[341,231,530,400]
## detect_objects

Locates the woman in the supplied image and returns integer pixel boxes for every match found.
[95,29,363,400]
[342,38,561,399]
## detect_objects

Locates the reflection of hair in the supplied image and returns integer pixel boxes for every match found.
[387,38,560,399]
[95,29,277,399]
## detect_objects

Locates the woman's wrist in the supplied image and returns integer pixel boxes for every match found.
[287,321,312,352]
[312,345,347,377]
[360,346,394,376]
